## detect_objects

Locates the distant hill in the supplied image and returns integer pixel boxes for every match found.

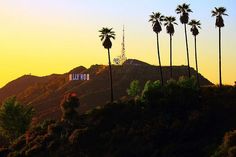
[0,59,213,121]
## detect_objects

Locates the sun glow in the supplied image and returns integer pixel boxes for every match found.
[0,0,235,87]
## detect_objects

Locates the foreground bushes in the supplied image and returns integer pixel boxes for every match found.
[212,130,236,157]
[1,78,236,157]
[0,97,35,143]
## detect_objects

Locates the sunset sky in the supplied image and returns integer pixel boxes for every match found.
[0,0,235,87]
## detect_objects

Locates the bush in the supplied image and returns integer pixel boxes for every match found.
[60,93,80,125]
[127,80,141,97]
[212,130,236,157]
[140,77,199,107]
[0,97,35,142]
[141,80,162,102]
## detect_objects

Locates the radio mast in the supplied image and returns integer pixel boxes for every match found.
[113,25,127,65]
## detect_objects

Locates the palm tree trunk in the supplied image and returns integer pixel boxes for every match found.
[219,27,222,87]
[194,36,200,87]
[170,34,173,78]
[184,24,191,78]
[107,48,114,102]
[156,33,164,85]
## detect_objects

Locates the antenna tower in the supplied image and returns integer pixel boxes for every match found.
[113,25,127,65]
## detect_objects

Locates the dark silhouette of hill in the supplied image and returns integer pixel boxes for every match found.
[0,59,213,121]
[1,82,236,157]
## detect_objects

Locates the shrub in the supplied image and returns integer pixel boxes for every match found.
[177,76,198,90]
[60,93,80,125]
[229,146,236,157]
[127,80,141,97]
[141,80,162,102]
[212,130,236,157]
[0,97,35,142]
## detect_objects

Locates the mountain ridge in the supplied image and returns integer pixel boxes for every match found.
[0,59,213,121]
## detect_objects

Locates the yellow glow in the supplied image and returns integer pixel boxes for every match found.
[0,1,235,87]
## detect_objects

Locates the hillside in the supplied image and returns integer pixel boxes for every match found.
[1,80,236,157]
[0,59,213,121]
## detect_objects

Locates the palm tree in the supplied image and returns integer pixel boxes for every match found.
[149,12,165,85]
[212,7,228,87]
[176,3,192,78]
[99,27,116,102]
[164,16,178,78]
[189,20,201,87]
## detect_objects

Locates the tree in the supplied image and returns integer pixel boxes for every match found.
[212,7,228,87]
[60,92,80,125]
[164,16,178,78]
[149,12,165,85]
[212,130,236,157]
[0,97,35,142]
[141,80,162,102]
[189,19,201,87]
[127,80,141,97]
[176,3,193,78]
[99,27,116,102]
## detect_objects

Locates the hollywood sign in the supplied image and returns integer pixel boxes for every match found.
[69,74,90,81]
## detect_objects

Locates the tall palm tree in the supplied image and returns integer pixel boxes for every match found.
[189,19,201,87]
[164,16,178,78]
[149,12,165,85]
[212,7,228,87]
[99,27,116,102]
[176,3,192,78]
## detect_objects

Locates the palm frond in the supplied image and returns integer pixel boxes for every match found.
[164,16,177,25]
[183,3,189,8]
[108,35,115,40]
[187,9,193,12]
[188,19,201,28]
[176,7,182,14]
[212,7,228,17]
[176,3,192,14]
[219,7,226,12]
[99,27,116,41]
[211,10,217,16]
[149,12,164,25]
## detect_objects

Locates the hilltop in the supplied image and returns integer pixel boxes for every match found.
[0,59,212,121]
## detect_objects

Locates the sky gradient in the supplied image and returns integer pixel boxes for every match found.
[0,0,235,87]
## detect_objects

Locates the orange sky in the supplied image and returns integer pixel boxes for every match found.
[0,0,235,87]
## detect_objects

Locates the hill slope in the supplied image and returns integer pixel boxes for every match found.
[1,83,236,157]
[0,59,213,121]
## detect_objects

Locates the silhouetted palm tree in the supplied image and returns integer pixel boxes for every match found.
[189,20,201,87]
[99,27,116,102]
[164,16,178,78]
[176,3,192,78]
[212,7,228,87]
[149,12,164,85]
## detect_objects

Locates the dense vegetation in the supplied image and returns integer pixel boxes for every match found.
[0,97,34,143]
[0,77,236,157]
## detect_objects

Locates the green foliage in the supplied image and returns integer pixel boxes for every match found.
[140,77,199,105]
[177,76,198,90]
[2,85,236,157]
[0,97,35,142]
[212,130,236,157]
[141,80,162,102]
[127,80,141,97]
